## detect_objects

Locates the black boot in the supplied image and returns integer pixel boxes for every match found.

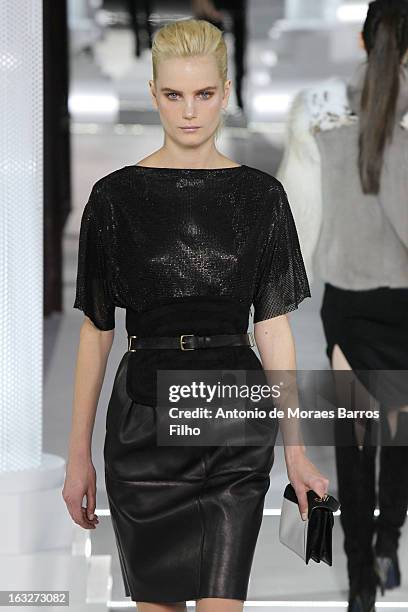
[348,566,378,612]
[334,417,378,612]
[374,411,408,594]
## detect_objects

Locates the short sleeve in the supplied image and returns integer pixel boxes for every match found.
[253,183,311,323]
[73,185,115,331]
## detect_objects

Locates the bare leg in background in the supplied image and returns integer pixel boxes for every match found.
[331,344,408,444]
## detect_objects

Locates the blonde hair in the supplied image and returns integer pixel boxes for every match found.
[151,18,228,140]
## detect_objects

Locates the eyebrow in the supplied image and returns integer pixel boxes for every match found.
[160,85,218,93]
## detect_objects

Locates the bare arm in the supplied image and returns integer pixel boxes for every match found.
[254,314,329,520]
[69,317,114,458]
[62,316,114,529]
[255,314,304,449]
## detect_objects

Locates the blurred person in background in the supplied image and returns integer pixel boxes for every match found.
[125,0,153,57]
[192,0,247,111]
[277,1,408,611]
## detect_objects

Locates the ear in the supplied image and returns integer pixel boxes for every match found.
[222,79,232,109]
[358,31,365,51]
[149,80,158,110]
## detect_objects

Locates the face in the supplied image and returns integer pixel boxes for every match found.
[149,54,231,144]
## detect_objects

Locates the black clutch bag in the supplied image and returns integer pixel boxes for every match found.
[279,482,340,565]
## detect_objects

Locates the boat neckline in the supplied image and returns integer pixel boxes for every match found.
[129,164,246,171]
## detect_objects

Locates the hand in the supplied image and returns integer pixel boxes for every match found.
[284,447,329,521]
[62,457,99,529]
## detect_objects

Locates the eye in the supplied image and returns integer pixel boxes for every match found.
[198,91,213,99]
[165,91,213,100]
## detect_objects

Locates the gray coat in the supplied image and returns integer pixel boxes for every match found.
[277,62,408,290]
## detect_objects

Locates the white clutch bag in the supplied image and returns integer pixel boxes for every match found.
[279,483,340,565]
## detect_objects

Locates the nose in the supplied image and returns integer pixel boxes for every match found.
[183,99,197,119]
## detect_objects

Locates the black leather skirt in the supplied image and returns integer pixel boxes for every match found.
[103,299,276,603]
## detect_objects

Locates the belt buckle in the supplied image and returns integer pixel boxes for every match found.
[128,335,138,352]
[180,334,195,351]
[248,331,255,347]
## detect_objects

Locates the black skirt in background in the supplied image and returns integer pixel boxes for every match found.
[320,283,408,409]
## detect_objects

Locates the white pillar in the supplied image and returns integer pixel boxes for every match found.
[0,3,111,606]
[0,0,43,473]
[0,0,74,538]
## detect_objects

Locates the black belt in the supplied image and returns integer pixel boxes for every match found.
[127,332,254,352]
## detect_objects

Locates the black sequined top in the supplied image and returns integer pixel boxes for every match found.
[73,163,310,329]
[73,164,311,404]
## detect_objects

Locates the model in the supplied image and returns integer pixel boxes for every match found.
[63,18,330,612]
[277,1,408,611]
